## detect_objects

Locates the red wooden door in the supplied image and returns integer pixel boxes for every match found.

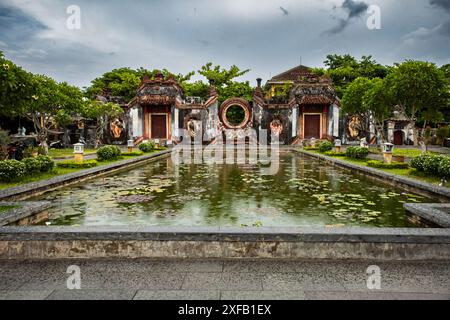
[151,115,167,139]
[394,130,404,145]
[304,115,321,139]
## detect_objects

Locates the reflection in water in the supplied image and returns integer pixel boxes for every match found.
[34,152,433,227]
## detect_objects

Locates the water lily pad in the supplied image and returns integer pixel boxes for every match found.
[117,195,156,204]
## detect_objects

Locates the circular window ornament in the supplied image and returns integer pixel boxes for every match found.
[220,98,251,129]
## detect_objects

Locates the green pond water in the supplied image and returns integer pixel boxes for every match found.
[34,152,433,228]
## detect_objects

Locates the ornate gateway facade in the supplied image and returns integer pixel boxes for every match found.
[126,66,340,145]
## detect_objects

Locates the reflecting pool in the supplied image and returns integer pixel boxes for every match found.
[34,152,433,227]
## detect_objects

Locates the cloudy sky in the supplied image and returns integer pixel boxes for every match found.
[0,0,449,88]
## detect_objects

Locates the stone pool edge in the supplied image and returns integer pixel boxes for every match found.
[0,226,449,260]
[0,149,172,201]
[293,149,450,202]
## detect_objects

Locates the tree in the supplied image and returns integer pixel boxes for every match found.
[26,75,85,153]
[440,64,450,122]
[197,63,253,103]
[81,101,123,148]
[384,61,449,144]
[181,81,210,99]
[85,67,152,101]
[341,77,374,138]
[322,54,389,98]
[342,77,391,142]
[0,51,35,117]
[363,78,391,142]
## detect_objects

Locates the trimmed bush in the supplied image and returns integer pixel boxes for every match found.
[318,141,333,153]
[346,146,369,159]
[97,145,121,161]
[36,155,54,172]
[438,157,450,179]
[121,151,144,157]
[139,142,155,153]
[410,154,444,176]
[324,151,346,157]
[22,158,42,174]
[303,147,319,151]
[57,160,98,169]
[367,160,409,169]
[0,160,26,182]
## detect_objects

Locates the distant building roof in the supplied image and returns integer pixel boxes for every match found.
[267,65,311,83]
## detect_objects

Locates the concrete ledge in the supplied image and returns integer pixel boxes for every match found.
[294,149,450,201]
[0,226,449,260]
[0,202,52,226]
[405,203,450,228]
[0,150,171,201]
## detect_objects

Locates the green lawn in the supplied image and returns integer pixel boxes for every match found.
[0,154,148,190]
[393,149,425,158]
[305,150,449,188]
[0,205,18,213]
[369,148,439,158]
[48,148,97,158]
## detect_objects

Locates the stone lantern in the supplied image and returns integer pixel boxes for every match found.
[334,139,342,153]
[310,138,317,148]
[73,143,84,163]
[360,138,369,149]
[127,140,134,153]
[382,142,394,164]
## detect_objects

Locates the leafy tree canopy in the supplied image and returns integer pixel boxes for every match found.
[0,51,35,117]
[320,54,389,98]
[384,60,448,125]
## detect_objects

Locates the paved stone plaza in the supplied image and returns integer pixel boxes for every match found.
[0,259,449,300]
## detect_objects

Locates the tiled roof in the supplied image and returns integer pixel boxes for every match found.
[268,65,311,82]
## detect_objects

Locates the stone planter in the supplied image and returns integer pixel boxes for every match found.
[393,155,405,163]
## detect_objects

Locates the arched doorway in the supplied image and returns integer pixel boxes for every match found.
[394,130,404,145]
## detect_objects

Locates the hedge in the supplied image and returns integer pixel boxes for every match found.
[438,157,450,179]
[97,145,121,161]
[367,160,409,170]
[304,147,319,151]
[0,156,54,182]
[346,146,369,159]
[318,141,333,153]
[139,142,155,153]
[36,155,55,172]
[411,153,450,179]
[22,158,42,175]
[324,151,346,157]
[57,160,98,169]
[121,151,144,157]
[0,160,26,182]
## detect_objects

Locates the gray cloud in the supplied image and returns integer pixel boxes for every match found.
[0,0,449,88]
[0,4,48,48]
[325,0,369,34]
[430,0,450,13]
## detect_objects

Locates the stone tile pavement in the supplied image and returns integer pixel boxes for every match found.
[0,259,449,300]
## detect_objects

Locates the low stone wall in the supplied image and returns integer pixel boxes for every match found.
[294,149,450,202]
[404,203,450,228]
[0,150,172,202]
[0,226,449,260]
[0,202,52,226]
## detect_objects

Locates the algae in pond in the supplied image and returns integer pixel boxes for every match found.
[32,153,433,228]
